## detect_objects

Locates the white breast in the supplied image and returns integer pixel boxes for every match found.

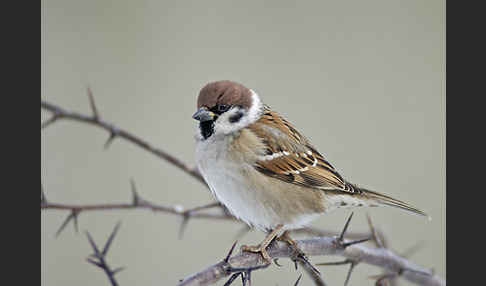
[195,135,265,229]
[195,134,320,231]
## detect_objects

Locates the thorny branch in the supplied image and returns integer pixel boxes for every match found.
[178,235,445,286]
[310,213,370,286]
[41,90,205,185]
[85,222,125,286]
[41,180,230,237]
[41,90,445,285]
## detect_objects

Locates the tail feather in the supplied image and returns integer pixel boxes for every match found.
[357,187,430,219]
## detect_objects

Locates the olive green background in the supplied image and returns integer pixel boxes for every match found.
[41,0,445,285]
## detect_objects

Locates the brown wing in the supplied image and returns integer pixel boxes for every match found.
[249,106,359,193]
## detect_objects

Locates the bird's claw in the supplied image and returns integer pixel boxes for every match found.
[241,244,273,264]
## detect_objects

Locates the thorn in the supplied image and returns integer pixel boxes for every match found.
[102,221,121,256]
[223,273,241,286]
[223,264,270,286]
[366,213,384,248]
[41,114,60,130]
[87,87,100,120]
[241,272,246,285]
[344,261,357,286]
[73,211,79,233]
[295,257,324,286]
[342,236,372,248]
[295,254,320,275]
[84,224,123,286]
[336,212,370,248]
[130,179,140,206]
[339,212,354,241]
[104,132,116,149]
[111,267,125,275]
[55,210,79,237]
[273,258,283,267]
[242,270,251,286]
[316,260,351,266]
[85,231,101,258]
[178,215,190,239]
[178,202,222,239]
[294,274,303,286]
[41,183,47,204]
[281,236,321,277]
[86,258,104,268]
[316,259,358,286]
[224,241,238,263]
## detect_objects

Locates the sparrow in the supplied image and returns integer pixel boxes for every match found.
[192,80,428,263]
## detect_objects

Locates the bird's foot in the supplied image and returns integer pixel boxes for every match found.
[278,231,320,274]
[240,224,283,264]
[240,244,273,264]
[277,231,306,259]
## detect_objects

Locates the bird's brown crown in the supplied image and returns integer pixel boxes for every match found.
[197,80,252,110]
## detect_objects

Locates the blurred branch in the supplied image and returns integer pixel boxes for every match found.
[366,213,395,286]
[178,235,445,286]
[179,214,444,286]
[292,226,387,247]
[41,89,206,185]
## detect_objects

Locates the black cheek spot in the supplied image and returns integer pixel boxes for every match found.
[229,112,244,123]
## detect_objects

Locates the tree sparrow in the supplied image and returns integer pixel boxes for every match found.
[193,80,428,262]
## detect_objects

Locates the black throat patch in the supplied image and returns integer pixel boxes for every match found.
[199,120,215,140]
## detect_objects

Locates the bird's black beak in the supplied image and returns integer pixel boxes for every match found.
[192,107,215,122]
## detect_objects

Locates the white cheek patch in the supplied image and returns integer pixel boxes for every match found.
[247,89,264,122]
[213,108,246,135]
[213,89,264,136]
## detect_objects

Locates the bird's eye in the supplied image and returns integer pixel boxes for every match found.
[217,104,231,113]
